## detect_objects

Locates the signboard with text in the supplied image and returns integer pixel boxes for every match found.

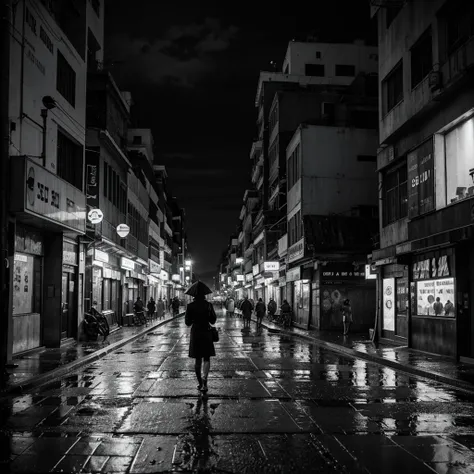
[287,238,305,263]
[264,261,280,272]
[85,148,100,210]
[408,139,434,218]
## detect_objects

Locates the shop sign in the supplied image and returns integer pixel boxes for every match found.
[159,250,165,268]
[287,238,304,264]
[160,270,169,281]
[63,241,77,265]
[94,249,109,263]
[149,259,161,274]
[408,139,434,218]
[286,267,301,282]
[121,257,135,271]
[256,277,265,285]
[245,273,253,282]
[365,264,377,280]
[14,158,86,233]
[252,264,260,276]
[412,255,450,281]
[322,262,364,280]
[236,274,244,282]
[85,150,99,209]
[254,231,264,245]
[136,273,146,282]
[116,223,130,238]
[172,274,180,282]
[227,276,232,285]
[396,242,412,255]
[264,261,280,272]
[382,278,395,331]
[87,208,103,224]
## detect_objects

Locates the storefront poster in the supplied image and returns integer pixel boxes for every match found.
[416,278,455,316]
[382,278,395,331]
[13,254,34,315]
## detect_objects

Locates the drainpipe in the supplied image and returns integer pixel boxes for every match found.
[40,108,47,167]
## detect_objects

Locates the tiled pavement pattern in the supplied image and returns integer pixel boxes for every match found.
[1,311,474,473]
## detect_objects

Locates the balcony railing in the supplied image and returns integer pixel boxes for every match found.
[250,140,263,160]
[251,164,261,184]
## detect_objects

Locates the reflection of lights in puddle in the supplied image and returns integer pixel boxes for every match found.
[325,370,340,382]
[351,360,368,387]
[381,367,397,387]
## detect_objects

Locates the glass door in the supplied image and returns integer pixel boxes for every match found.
[61,273,68,339]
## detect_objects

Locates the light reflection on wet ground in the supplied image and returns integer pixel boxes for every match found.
[1,310,474,473]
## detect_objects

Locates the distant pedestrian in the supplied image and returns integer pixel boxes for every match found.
[147,297,156,321]
[240,296,254,329]
[280,300,291,327]
[226,297,235,317]
[255,298,266,328]
[171,297,180,316]
[157,297,165,320]
[268,298,277,320]
[185,293,217,393]
[342,298,353,335]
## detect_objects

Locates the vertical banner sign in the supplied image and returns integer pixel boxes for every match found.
[382,278,395,331]
[408,139,434,218]
[85,148,100,209]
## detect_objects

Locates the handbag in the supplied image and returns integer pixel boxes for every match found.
[208,302,219,342]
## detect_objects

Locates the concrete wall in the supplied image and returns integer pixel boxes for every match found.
[283,41,378,78]
[299,125,378,216]
[8,0,91,172]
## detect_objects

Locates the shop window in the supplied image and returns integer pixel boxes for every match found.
[411,28,433,89]
[382,160,408,225]
[305,64,325,76]
[444,117,474,204]
[382,61,403,115]
[57,130,83,191]
[56,50,76,107]
[13,254,40,315]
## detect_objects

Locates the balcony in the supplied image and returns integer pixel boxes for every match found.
[269,161,279,184]
[441,35,474,87]
[164,221,172,236]
[250,140,263,160]
[126,234,138,255]
[256,175,264,190]
[269,183,279,205]
[251,164,262,184]
[137,241,148,262]
[278,233,288,257]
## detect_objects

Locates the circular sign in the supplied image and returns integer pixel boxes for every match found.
[87,208,103,224]
[116,223,130,238]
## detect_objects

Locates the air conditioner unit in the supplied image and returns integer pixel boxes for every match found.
[429,71,442,91]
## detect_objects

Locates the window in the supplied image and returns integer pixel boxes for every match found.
[322,102,335,123]
[57,131,83,190]
[411,28,432,88]
[382,61,403,115]
[288,211,303,246]
[335,64,356,76]
[305,64,325,76]
[383,161,408,225]
[132,135,142,145]
[103,162,108,197]
[269,102,279,134]
[287,144,301,190]
[315,51,321,59]
[104,161,126,211]
[443,0,474,54]
[444,117,474,205]
[56,51,76,107]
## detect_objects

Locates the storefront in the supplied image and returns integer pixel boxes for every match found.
[321,262,374,332]
[410,248,456,357]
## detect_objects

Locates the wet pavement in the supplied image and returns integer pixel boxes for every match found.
[1,310,474,473]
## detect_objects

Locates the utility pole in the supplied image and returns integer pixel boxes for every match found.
[0,0,12,389]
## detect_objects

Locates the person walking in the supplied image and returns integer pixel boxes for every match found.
[268,298,277,321]
[255,298,266,329]
[226,296,235,318]
[185,282,217,394]
[171,296,180,316]
[240,296,254,329]
[133,296,146,325]
[157,297,165,320]
[147,297,156,321]
[280,300,291,327]
[342,298,353,335]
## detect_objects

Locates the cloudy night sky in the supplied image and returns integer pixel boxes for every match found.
[104,0,376,283]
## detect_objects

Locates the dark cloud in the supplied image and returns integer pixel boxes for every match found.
[106,17,238,88]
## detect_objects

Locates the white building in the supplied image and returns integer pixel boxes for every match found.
[7,0,104,356]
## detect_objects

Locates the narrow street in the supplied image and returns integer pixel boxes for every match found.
[2,309,474,474]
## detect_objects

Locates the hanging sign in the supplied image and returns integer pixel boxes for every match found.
[116,223,130,238]
[87,208,103,224]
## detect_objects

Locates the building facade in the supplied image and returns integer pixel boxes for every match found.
[371,0,474,360]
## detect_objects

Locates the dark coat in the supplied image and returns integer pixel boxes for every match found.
[240,299,253,318]
[185,299,217,358]
[147,300,156,312]
[255,301,266,316]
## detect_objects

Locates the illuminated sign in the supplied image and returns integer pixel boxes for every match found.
[172,274,180,282]
[236,274,244,282]
[252,264,260,276]
[87,208,103,224]
[121,257,135,271]
[116,223,130,238]
[254,231,264,245]
[264,261,280,272]
[365,264,376,280]
[160,270,169,281]
[149,259,161,274]
[94,249,109,263]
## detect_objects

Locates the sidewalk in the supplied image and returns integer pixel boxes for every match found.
[252,316,474,393]
[2,310,185,396]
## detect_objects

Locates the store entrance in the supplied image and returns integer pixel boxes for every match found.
[61,271,76,339]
